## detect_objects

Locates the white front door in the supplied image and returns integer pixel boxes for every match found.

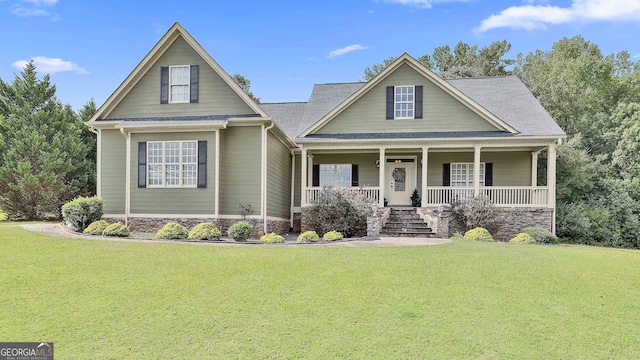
[385,160,415,206]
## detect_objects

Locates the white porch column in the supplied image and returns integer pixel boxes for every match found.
[531,150,539,187]
[422,147,428,207]
[548,142,557,234]
[214,129,220,217]
[378,147,386,207]
[301,148,308,207]
[473,145,481,197]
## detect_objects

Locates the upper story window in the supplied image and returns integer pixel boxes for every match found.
[147,141,198,188]
[395,85,414,119]
[451,163,485,187]
[320,164,352,188]
[170,66,190,103]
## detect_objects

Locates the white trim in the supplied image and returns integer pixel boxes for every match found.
[129,213,217,218]
[168,65,190,104]
[290,152,295,227]
[146,140,198,188]
[319,164,352,188]
[301,148,308,207]
[384,155,417,206]
[215,215,290,222]
[393,85,415,119]
[421,147,428,205]
[124,130,131,226]
[96,129,102,198]
[378,147,386,207]
[103,214,126,219]
[214,129,220,217]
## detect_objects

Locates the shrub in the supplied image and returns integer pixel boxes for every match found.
[260,233,285,243]
[449,195,501,234]
[323,230,343,241]
[303,187,374,237]
[463,227,494,242]
[509,233,536,244]
[83,220,109,235]
[228,221,253,242]
[102,222,130,237]
[155,222,189,240]
[520,227,558,245]
[450,232,464,241]
[61,196,103,232]
[297,231,320,243]
[188,222,222,241]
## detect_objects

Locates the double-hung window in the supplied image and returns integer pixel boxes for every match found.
[147,141,198,187]
[451,163,485,187]
[169,65,190,103]
[320,164,352,188]
[395,85,414,119]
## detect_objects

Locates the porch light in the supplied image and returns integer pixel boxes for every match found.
[376,160,380,168]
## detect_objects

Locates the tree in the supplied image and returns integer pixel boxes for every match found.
[232,74,260,103]
[0,62,93,220]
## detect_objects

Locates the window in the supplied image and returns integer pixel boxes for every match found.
[320,164,352,187]
[395,85,414,119]
[147,141,198,187]
[169,66,190,103]
[451,163,485,187]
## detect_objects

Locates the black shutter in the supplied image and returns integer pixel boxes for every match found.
[197,141,207,188]
[312,165,320,187]
[485,163,493,187]
[190,65,199,103]
[386,86,394,120]
[138,142,147,188]
[351,164,359,187]
[160,67,169,104]
[415,85,423,119]
[442,163,451,187]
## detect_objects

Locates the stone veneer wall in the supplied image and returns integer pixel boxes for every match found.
[104,217,291,236]
[366,207,391,237]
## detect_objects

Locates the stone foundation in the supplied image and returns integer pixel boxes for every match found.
[444,207,553,241]
[104,217,291,236]
[367,207,391,237]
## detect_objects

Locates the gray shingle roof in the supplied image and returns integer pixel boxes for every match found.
[259,102,307,138]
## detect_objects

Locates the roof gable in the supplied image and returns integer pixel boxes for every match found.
[88,23,266,123]
[299,54,517,137]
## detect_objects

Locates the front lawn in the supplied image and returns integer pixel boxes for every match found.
[2,225,640,358]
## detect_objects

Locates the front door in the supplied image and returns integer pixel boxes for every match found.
[385,159,415,206]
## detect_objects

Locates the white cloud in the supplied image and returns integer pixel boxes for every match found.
[634,53,640,59]
[10,0,59,20]
[328,45,370,59]
[22,0,57,4]
[478,0,640,32]
[379,0,469,9]
[12,56,88,74]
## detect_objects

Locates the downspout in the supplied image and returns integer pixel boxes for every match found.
[120,128,130,227]
[262,121,275,234]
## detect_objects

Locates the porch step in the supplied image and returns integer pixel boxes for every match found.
[380,208,437,238]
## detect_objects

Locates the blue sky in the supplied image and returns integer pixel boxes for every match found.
[1,0,640,110]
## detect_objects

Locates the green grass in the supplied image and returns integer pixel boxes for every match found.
[2,225,640,358]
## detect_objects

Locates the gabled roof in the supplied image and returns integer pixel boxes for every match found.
[87,22,266,123]
[298,53,519,137]
[259,102,307,139]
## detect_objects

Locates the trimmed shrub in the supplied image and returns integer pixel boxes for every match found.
[156,222,189,240]
[323,230,343,242]
[450,195,501,234]
[463,227,494,242]
[228,221,253,242]
[83,220,109,235]
[303,187,374,237]
[61,196,103,232]
[520,227,558,245]
[102,222,130,237]
[260,232,285,243]
[297,231,320,243]
[188,222,222,241]
[509,233,537,244]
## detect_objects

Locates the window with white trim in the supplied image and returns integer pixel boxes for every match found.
[395,85,414,119]
[320,164,351,188]
[147,141,198,187]
[169,65,190,103]
[451,163,485,187]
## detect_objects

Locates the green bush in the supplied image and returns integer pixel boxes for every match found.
[297,231,320,243]
[155,222,189,240]
[520,227,558,244]
[188,222,222,241]
[83,220,109,235]
[463,227,494,242]
[61,196,103,232]
[450,196,501,234]
[450,232,464,241]
[228,221,253,242]
[260,233,285,243]
[303,188,374,237]
[509,233,537,244]
[102,222,130,237]
[323,230,343,242]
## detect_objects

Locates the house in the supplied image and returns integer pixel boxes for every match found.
[86,23,566,239]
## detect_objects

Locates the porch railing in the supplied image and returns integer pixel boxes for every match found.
[305,187,380,204]
[424,186,549,207]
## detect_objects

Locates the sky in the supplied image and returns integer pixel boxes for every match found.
[1,0,640,110]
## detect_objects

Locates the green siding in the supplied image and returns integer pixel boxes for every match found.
[312,154,380,187]
[267,133,292,219]
[427,151,532,186]
[316,64,499,134]
[130,132,216,214]
[100,130,126,214]
[107,36,256,119]
[220,126,261,216]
